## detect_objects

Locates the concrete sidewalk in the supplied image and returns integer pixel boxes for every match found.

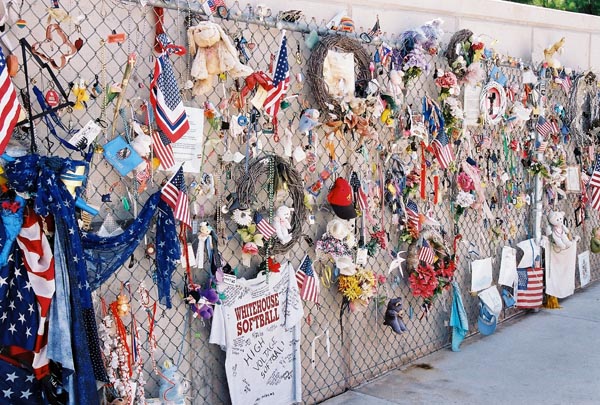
[321,282,600,405]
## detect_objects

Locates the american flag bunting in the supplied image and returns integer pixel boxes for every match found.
[161,166,192,228]
[296,255,320,304]
[0,47,22,155]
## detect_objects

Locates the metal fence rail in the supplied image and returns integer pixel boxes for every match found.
[2,1,599,404]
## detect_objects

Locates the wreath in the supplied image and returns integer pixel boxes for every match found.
[306,34,375,118]
[406,227,456,305]
[236,154,306,256]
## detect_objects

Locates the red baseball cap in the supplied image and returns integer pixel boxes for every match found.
[327,178,357,220]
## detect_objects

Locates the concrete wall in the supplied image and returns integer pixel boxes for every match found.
[250,0,600,70]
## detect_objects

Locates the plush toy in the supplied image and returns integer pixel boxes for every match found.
[187,21,253,96]
[158,360,186,404]
[383,298,407,334]
[590,228,600,254]
[273,205,293,244]
[545,210,579,252]
[543,37,566,77]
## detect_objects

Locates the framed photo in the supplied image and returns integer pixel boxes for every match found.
[565,166,581,193]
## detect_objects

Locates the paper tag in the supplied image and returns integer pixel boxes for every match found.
[308,214,315,225]
[45,89,60,107]
[356,248,368,266]
[69,120,102,150]
[223,273,237,286]
[181,243,197,268]
[192,219,199,234]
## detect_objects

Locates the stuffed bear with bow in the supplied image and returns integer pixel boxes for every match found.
[545,210,579,252]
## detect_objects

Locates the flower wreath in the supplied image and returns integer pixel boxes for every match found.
[236,154,306,255]
[406,227,456,306]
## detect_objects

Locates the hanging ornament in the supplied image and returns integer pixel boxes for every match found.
[116,293,131,317]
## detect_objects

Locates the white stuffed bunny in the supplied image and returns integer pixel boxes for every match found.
[273,205,293,244]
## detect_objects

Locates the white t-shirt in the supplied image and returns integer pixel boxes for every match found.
[209,262,304,405]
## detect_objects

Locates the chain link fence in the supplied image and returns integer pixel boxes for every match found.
[2,0,600,404]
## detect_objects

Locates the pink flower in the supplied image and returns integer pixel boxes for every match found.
[435,71,458,89]
[242,242,259,255]
[377,274,387,285]
[457,172,475,192]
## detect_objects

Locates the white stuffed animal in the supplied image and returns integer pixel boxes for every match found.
[545,210,579,252]
[187,21,253,96]
[273,205,293,244]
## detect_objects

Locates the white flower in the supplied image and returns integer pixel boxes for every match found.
[455,191,476,208]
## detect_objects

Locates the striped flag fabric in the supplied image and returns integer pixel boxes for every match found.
[263,31,290,125]
[589,154,600,188]
[0,47,22,155]
[536,116,554,137]
[150,34,190,143]
[588,155,600,211]
[515,265,543,308]
[161,166,192,228]
[296,255,320,304]
[358,187,368,212]
[254,212,276,239]
[556,75,572,95]
[151,128,175,169]
[405,199,420,235]
[430,131,455,170]
[535,140,548,153]
[418,239,435,264]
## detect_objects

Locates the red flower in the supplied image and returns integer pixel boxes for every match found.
[471,42,484,51]
[437,260,456,279]
[408,263,439,299]
[435,71,458,89]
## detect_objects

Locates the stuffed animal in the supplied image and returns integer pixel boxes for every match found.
[0,195,25,266]
[187,21,253,96]
[158,360,186,405]
[273,205,293,244]
[383,297,407,334]
[545,210,579,252]
[590,228,600,254]
[543,37,566,77]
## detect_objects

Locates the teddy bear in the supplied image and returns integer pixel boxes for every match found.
[545,210,579,252]
[187,21,253,96]
[383,297,407,334]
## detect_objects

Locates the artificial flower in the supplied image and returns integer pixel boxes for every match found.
[242,242,259,255]
[455,191,476,208]
[457,172,475,192]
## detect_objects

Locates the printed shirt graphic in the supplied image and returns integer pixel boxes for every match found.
[210,262,303,405]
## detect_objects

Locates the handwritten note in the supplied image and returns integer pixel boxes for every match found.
[170,106,204,173]
[463,84,482,126]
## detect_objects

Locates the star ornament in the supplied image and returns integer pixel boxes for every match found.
[388,250,406,276]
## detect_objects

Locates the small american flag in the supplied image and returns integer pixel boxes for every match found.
[358,187,368,212]
[161,166,191,228]
[206,0,226,13]
[418,239,435,264]
[263,32,290,132]
[151,129,175,169]
[557,75,572,95]
[405,199,420,235]
[536,116,554,138]
[150,34,190,143]
[254,212,276,239]
[0,47,22,155]
[430,131,455,170]
[535,140,548,153]
[296,255,320,304]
